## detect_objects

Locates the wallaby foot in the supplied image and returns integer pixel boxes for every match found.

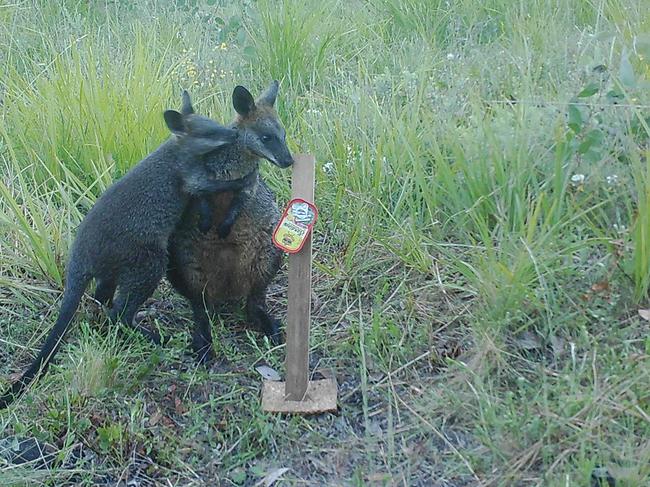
[132,318,162,345]
[265,316,283,346]
[216,219,234,239]
[246,290,283,345]
[198,218,212,235]
[195,347,215,365]
[190,300,215,365]
[109,297,162,345]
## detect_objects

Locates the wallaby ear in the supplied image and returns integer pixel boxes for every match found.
[233,85,256,116]
[181,90,195,116]
[164,110,187,136]
[258,80,279,107]
[190,127,238,154]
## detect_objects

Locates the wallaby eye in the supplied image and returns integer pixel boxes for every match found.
[261,135,272,143]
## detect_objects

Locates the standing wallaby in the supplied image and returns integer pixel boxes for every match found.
[0,93,255,408]
[167,81,293,363]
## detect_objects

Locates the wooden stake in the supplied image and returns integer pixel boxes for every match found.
[261,154,337,414]
[284,154,314,400]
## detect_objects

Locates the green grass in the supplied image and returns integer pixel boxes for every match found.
[1,0,649,485]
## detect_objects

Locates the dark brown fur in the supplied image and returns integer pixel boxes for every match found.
[167,82,292,363]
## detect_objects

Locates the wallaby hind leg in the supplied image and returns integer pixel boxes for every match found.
[110,288,162,344]
[109,257,165,344]
[246,288,283,345]
[189,299,216,364]
[94,278,117,307]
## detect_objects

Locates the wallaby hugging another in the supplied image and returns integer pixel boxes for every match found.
[0,93,251,409]
[168,80,294,363]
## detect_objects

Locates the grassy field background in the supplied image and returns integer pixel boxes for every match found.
[1,0,649,485]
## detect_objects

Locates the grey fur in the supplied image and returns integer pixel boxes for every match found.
[0,94,251,408]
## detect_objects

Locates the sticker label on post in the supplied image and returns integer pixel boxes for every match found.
[272,198,318,254]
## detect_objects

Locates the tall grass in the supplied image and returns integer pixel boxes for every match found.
[250,0,341,89]
[0,0,649,484]
[630,135,650,300]
[1,32,176,189]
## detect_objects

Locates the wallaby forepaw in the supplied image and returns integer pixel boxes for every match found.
[198,219,213,235]
[216,221,233,239]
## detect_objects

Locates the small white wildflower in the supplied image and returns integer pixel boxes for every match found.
[606,174,618,185]
[446,53,456,60]
[323,162,334,174]
[571,174,585,185]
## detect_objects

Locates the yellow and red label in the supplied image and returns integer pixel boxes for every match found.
[272,198,318,254]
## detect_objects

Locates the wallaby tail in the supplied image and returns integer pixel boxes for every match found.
[0,267,91,409]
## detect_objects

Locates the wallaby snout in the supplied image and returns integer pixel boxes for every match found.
[275,153,294,168]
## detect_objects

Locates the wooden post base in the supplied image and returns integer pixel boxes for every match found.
[261,378,337,414]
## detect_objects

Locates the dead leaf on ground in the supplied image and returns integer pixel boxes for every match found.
[367,473,392,482]
[638,309,650,321]
[550,335,566,358]
[255,364,281,381]
[515,331,542,350]
[254,467,290,487]
[174,397,187,415]
[591,281,609,293]
[149,410,163,427]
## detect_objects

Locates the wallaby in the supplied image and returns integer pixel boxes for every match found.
[0,92,254,408]
[167,80,293,363]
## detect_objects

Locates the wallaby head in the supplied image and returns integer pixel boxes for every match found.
[164,91,238,157]
[231,81,294,168]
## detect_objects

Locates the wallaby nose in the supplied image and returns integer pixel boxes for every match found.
[279,152,294,168]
